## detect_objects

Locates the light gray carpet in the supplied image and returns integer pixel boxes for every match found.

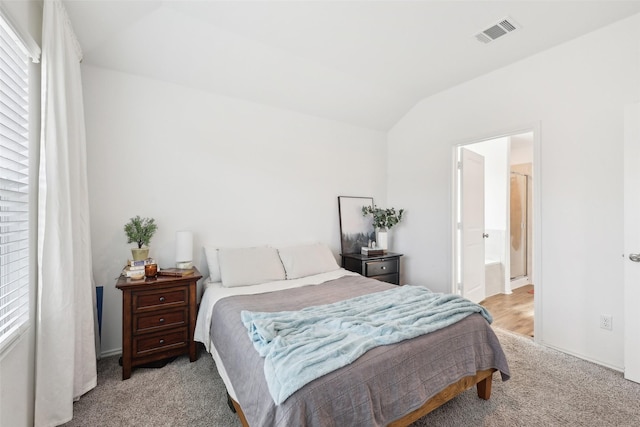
[63,329,640,426]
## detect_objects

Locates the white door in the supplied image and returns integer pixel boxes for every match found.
[624,103,640,383]
[460,148,486,303]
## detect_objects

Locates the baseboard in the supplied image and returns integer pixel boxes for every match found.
[541,341,623,373]
[498,328,624,373]
[101,347,122,358]
[510,277,530,289]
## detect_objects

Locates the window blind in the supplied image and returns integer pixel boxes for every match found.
[0,13,30,352]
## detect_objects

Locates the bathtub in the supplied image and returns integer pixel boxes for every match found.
[485,260,504,297]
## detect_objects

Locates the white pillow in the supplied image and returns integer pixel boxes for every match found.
[203,246,221,283]
[218,246,286,287]
[278,243,340,280]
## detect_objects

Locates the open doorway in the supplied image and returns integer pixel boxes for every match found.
[453,130,535,337]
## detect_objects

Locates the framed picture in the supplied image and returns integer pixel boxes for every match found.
[338,196,375,254]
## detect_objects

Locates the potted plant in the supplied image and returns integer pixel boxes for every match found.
[362,205,404,250]
[124,215,158,261]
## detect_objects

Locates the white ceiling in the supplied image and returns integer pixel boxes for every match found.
[63,0,640,131]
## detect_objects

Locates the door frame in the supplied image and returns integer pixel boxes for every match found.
[451,122,542,342]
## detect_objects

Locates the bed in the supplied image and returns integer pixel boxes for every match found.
[194,244,510,426]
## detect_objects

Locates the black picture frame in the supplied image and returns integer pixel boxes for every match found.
[338,196,375,254]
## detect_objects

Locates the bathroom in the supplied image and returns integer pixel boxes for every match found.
[463,132,533,297]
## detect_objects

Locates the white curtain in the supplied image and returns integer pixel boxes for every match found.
[35,1,97,425]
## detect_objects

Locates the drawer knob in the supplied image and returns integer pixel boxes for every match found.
[159,318,165,323]
[159,339,165,344]
[381,266,386,270]
[159,296,165,302]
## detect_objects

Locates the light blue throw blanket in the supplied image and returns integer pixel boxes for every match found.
[240,285,492,405]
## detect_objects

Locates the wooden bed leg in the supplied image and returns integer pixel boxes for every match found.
[476,374,493,400]
[229,396,250,427]
[226,393,236,413]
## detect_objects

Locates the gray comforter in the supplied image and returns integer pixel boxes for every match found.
[210,274,510,426]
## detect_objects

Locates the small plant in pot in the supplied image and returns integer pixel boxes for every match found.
[124,216,158,261]
[362,205,404,250]
[361,205,405,230]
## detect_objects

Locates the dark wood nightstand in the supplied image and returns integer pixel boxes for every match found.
[116,267,202,379]
[341,252,403,285]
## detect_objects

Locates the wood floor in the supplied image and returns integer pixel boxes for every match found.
[480,284,534,337]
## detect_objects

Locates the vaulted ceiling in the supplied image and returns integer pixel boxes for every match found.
[63,1,640,131]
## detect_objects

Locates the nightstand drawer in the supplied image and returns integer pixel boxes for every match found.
[134,309,187,334]
[133,328,188,356]
[133,288,187,312]
[365,259,398,276]
[374,273,400,285]
[341,253,403,286]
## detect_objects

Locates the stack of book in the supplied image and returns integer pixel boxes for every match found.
[361,247,386,256]
[121,258,156,278]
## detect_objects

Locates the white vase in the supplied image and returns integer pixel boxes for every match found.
[376,229,388,250]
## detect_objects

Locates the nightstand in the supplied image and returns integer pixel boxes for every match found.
[341,252,403,285]
[116,267,202,379]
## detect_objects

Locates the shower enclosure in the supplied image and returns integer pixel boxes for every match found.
[510,172,528,279]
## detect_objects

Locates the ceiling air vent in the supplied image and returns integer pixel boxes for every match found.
[475,17,520,44]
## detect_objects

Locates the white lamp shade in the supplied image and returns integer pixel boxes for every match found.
[175,231,193,262]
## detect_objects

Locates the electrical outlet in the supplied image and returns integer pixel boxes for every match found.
[600,315,613,331]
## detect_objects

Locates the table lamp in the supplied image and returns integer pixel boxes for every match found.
[175,231,193,269]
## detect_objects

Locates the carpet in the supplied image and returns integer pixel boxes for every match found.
[63,329,640,426]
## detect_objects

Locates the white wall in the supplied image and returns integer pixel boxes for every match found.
[0,2,40,426]
[82,66,387,355]
[388,14,640,369]
[511,134,534,165]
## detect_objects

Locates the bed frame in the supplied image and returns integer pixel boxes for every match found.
[227,368,496,426]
